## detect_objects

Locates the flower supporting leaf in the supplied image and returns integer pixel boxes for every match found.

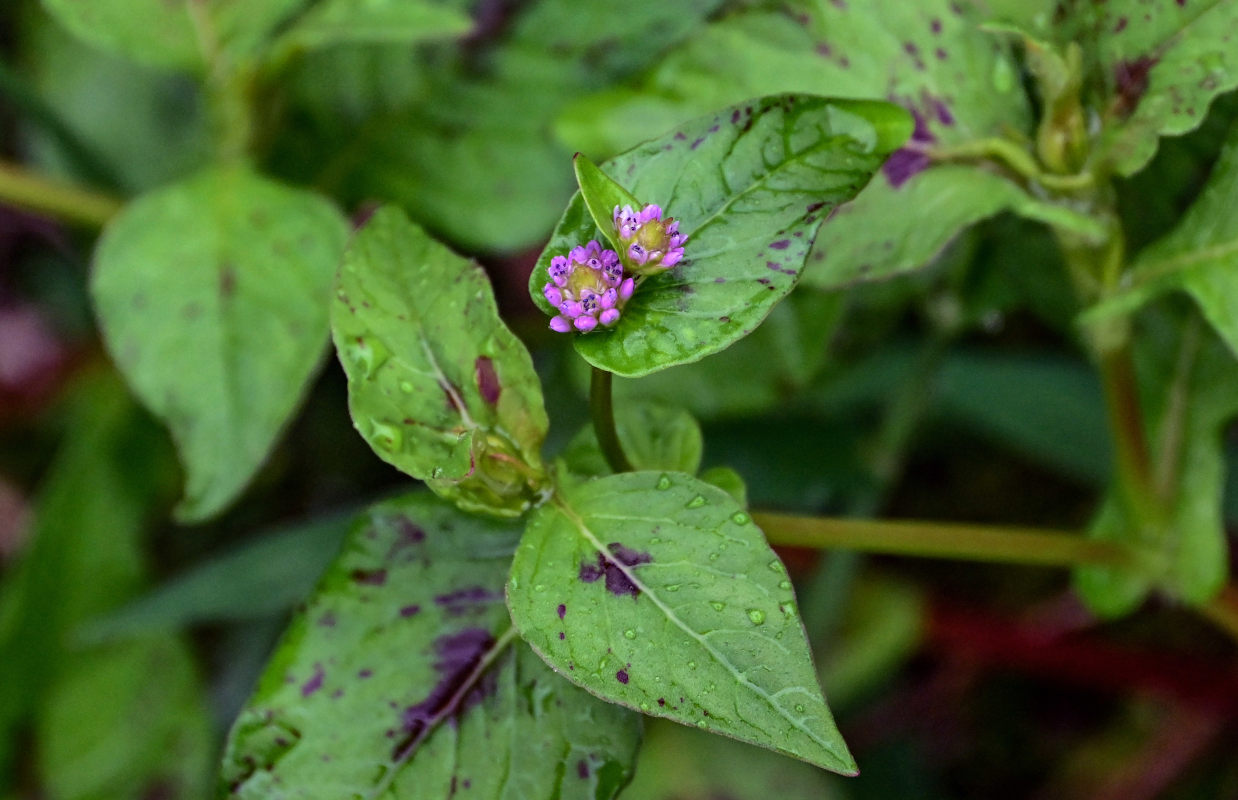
[543,240,635,333]
[613,203,686,276]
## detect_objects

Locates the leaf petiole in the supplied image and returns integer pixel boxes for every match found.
[589,366,634,473]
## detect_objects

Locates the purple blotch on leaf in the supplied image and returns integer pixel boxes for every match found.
[301,664,325,698]
[351,568,387,586]
[770,239,790,250]
[883,109,934,188]
[616,669,629,684]
[1114,56,1158,118]
[557,603,566,619]
[577,760,590,779]
[392,628,496,761]
[578,543,653,597]
[690,137,705,150]
[400,604,421,618]
[475,356,501,406]
[317,611,336,628]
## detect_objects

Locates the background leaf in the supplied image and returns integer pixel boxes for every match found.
[530,94,909,377]
[333,206,549,517]
[508,471,856,775]
[275,0,472,51]
[560,403,703,481]
[220,492,641,799]
[92,166,349,521]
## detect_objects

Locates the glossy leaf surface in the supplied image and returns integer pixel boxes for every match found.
[93,167,349,521]
[508,471,855,774]
[221,493,641,799]
[333,207,549,518]
[531,94,909,377]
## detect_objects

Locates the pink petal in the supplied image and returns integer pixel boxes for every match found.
[600,288,617,309]
[549,316,572,333]
[619,278,635,301]
[574,315,598,332]
[543,285,563,306]
[599,308,620,326]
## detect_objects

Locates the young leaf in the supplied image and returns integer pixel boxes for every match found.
[531,94,910,378]
[274,0,472,51]
[553,5,1091,290]
[1082,122,1238,357]
[41,0,304,71]
[560,403,704,480]
[573,154,641,252]
[333,207,550,518]
[507,471,856,775]
[1077,1,1238,175]
[220,493,641,799]
[92,167,349,522]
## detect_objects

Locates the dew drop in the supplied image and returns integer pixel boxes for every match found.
[656,474,672,490]
[708,552,719,561]
[768,560,785,573]
[624,629,636,640]
[534,584,547,593]
[794,703,805,713]
[710,601,725,611]
[399,381,414,393]
[666,584,681,592]
[696,720,707,728]
[686,494,707,508]
[731,512,750,524]
[779,601,797,619]
[746,608,766,625]
[640,702,650,711]
[369,421,402,451]
[687,661,697,670]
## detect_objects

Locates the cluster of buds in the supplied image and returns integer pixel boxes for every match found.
[542,203,686,334]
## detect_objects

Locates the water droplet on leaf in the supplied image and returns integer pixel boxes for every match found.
[656,474,672,490]
[747,608,766,625]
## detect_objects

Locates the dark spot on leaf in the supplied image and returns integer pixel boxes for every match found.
[331,689,343,699]
[770,239,790,250]
[220,264,237,298]
[559,631,565,639]
[714,277,726,284]
[579,543,653,597]
[358,669,373,679]
[883,108,934,188]
[730,109,741,123]
[690,137,705,150]
[935,47,947,60]
[557,603,566,619]
[658,697,666,706]
[400,604,421,618]
[674,132,686,141]
[806,201,825,213]
[720,316,730,323]
[616,669,629,684]
[1113,55,1158,118]
[577,760,590,779]
[1114,16,1127,32]
[351,568,387,586]
[757,278,772,286]
[317,612,336,627]
[301,664,325,697]
[474,356,500,406]
[708,124,720,133]
[392,629,496,761]
[386,517,426,560]
[931,18,942,33]
[435,586,500,616]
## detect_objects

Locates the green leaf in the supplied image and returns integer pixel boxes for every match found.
[698,467,749,507]
[508,471,856,775]
[275,0,472,51]
[333,206,549,518]
[38,637,212,800]
[1083,121,1238,356]
[555,4,1056,289]
[1081,0,1238,175]
[40,0,304,70]
[573,154,640,251]
[92,167,349,522]
[531,94,909,378]
[560,403,704,480]
[1076,316,1238,614]
[221,493,641,798]
[79,513,352,642]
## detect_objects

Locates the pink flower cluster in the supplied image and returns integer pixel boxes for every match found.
[613,203,686,274]
[543,241,635,333]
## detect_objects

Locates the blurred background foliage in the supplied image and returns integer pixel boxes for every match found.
[1,0,1237,798]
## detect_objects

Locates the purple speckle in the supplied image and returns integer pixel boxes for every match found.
[331,689,344,699]
[435,586,499,616]
[713,277,726,284]
[317,611,337,628]
[690,137,705,150]
[616,669,629,684]
[474,356,500,406]
[674,132,686,141]
[931,18,942,33]
[1114,16,1128,32]
[932,99,955,126]
[815,42,833,57]
[657,698,666,706]
[559,631,565,639]
[386,518,426,560]
[731,109,741,123]
[577,760,590,779]
[351,568,387,586]
[578,543,653,598]
[883,110,934,188]
[770,239,790,250]
[358,669,373,679]
[935,47,947,61]
[301,664,325,698]
[708,124,719,133]
[400,604,421,618]
[557,604,566,620]
[1114,56,1158,117]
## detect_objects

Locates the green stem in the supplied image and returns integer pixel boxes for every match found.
[0,162,123,228]
[927,137,1094,192]
[590,367,632,473]
[756,513,1141,568]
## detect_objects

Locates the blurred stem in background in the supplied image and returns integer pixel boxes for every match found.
[0,161,121,227]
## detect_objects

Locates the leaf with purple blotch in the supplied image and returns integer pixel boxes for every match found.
[333,207,550,518]
[530,94,910,377]
[507,471,856,775]
[220,493,641,799]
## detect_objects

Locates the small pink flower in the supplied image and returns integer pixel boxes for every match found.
[542,240,630,334]
[612,203,687,276]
